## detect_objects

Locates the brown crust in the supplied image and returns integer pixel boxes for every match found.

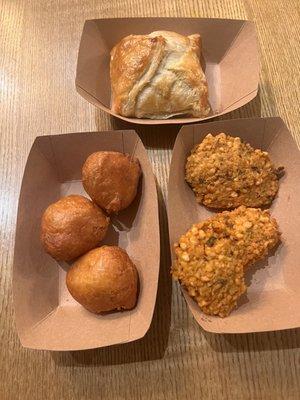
[172,206,280,317]
[110,30,210,119]
[40,195,109,261]
[110,35,165,116]
[66,246,138,313]
[186,133,282,209]
[82,151,141,214]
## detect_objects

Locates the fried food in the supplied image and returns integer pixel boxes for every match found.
[41,195,109,261]
[82,151,141,214]
[66,246,138,313]
[172,206,280,317]
[185,133,284,209]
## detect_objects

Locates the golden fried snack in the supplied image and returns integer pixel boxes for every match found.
[186,133,284,209]
[66,246,138,313]
[82,151,141,214]
[41,195,109,261]
[172,206,280,317]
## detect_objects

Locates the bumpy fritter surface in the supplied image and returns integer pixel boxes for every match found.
[82,151,141,214]
[185,133,284,209]
[66,246,138,313]
[41,195,109,261]
[172,206,280,317]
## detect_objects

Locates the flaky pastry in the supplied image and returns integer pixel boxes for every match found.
[110,31,210,119]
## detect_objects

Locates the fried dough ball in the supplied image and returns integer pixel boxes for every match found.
[41,195,109,261]
[82,151,141,214]
[66,246,138,313]
[172,206,280,317]
[186,133,284,209]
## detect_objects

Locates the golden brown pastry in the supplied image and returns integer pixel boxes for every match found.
[172,206,280,317]
[82,151,141,214]
[186,133,284,209]
[41,195,109,261]
[110,30,210,119]
[66,246,138,313]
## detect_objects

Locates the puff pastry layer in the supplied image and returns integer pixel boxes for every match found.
[110,31,210,119]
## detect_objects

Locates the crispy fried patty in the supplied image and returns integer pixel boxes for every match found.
[172,206,280,317]
[185,133,284,209]
[82,151,141,214]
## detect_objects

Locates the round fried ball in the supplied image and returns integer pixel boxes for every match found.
[66,246,138,313]
[172,206,280,317]
[82,151,141,214]
[186,133,284,209]
[41,195,109,261]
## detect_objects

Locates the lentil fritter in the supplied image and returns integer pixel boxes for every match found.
[172,206,280,317]
[185,133,284,209]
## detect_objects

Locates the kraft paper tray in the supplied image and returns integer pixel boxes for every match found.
[168,117,300,333]
[13,130,160,350]
[76,17,259,125]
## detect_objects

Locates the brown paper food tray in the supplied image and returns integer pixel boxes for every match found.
[76,17,259,125]
[168,117,300,333]
[13,130,160,350]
